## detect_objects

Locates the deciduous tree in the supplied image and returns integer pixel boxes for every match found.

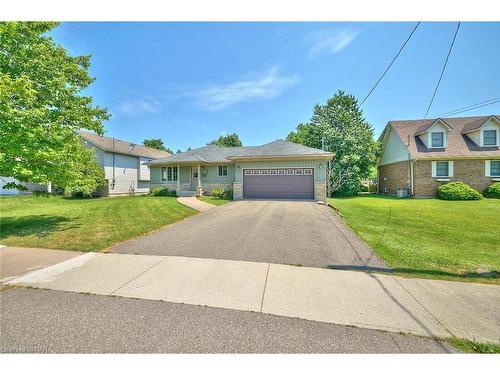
[208,133,243,147]
[0,22,109,195]
[287,90,380,196]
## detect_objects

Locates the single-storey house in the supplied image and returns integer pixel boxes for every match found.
[378,115,500,197]
[80,131,171,196]
[147,140,333,200]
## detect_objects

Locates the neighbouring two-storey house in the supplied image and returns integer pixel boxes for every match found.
[80,131,171,196]
[378,115,500,197]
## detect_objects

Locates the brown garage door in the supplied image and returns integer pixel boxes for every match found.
[243,168,314,199]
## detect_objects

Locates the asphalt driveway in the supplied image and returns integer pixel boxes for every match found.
[110,200,387,268]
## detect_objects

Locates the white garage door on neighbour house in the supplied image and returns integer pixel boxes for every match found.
[242,168,314,199]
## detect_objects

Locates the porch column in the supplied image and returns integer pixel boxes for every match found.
[196,164,203,196]
[197,165,201,187]
[177,164,180,193]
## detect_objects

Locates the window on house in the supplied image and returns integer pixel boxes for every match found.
[304,169,313,175]
[278,169,285,175]
[261,170,269,175]
[435,161,449,177]
[269,170,277,175]
[483,130,497,146]
[244,170,252,175]
[192,170,198,179]
[161,167,167,181]
[490,160,500,177]
[431,132,444,148]
[167,166,178,182]
[286,169,294,175]
[218,165,228,176]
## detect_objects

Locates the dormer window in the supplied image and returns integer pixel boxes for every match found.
[483,129,497,146]
[430,132,444,148]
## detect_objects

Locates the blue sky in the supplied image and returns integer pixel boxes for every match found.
[51,22,500,151]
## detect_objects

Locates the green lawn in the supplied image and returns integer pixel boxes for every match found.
[197,196,231,206]
[0,195,196,251]
[328,195,500,284]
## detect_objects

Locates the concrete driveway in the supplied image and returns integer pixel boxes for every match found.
[110,200,387,268]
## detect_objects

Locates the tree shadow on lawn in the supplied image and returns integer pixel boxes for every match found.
[0,215,80,239]
[327,265,500,282]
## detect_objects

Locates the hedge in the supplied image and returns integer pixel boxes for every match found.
[484,182,500,199]
[437,182,482,201]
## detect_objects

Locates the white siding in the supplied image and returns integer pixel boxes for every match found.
[379,127,409,166]
[104,152,140,194]
[139,157,152,181]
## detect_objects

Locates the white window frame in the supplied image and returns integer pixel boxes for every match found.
[431,161,453,178]
[167,166,178,182]
[244,170,252,176]
[304,169,313,175]
[278,169,285,175]
[295,169,303,175]
[192,169,199,179]
[261,170,269,175]
[161,167,167,181]
[252,170,260,175]
[269,170,277,175]
[286,169,294,175]
[429,131,445,148]
[485,160,500,177]
[482,129,498,147]
[218,165,228,177]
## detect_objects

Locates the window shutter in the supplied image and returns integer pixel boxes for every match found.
[449,161,454,177]
[485,160,491,177]
[431,161,437,178]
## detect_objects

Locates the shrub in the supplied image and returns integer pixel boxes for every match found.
[149,187,177,197]
[211,188,232,200]
[437,182,482,201]
[32,190,55,198]
[483,182,500,199]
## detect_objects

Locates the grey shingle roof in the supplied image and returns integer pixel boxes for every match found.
[79,131,172,159]
[387,115,500,159]
[149,140,333,165]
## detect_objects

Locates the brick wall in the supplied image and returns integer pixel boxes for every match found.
[414,159,496,197]
[377,161,411,195]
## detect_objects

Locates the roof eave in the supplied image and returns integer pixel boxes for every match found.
[226,153,334,161]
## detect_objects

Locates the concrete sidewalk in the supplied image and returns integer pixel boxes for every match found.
[5,252,500,343]
[176,196,215,212]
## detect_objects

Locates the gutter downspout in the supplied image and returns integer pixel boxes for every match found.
[112,138,116,190]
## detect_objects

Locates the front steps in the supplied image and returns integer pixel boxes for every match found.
[178,191,197,197]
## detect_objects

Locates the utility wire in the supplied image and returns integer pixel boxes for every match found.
[434,99,500,118]
[432,97,500,118]
[360,22,421,107]
[420,22,461,122]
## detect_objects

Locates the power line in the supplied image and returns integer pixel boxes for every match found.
[420,22,461,122]
[434,99,500,118]
[432,97,500,117]
[360,22,421,107]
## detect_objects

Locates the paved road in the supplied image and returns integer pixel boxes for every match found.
[0,288,454,353]
[110,200,387,268]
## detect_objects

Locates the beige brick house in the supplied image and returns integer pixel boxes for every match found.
[377,115,500,197]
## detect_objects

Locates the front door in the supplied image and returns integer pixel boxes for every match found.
[191,167,199,190]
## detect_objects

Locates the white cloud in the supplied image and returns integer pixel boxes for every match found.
[195,67,299,110]
[118,96,161,115]
[307,27,358,58]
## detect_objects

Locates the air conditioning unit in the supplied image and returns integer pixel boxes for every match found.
[397,188,408,198]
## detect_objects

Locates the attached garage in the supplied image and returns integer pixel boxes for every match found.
[243,168,314,199]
